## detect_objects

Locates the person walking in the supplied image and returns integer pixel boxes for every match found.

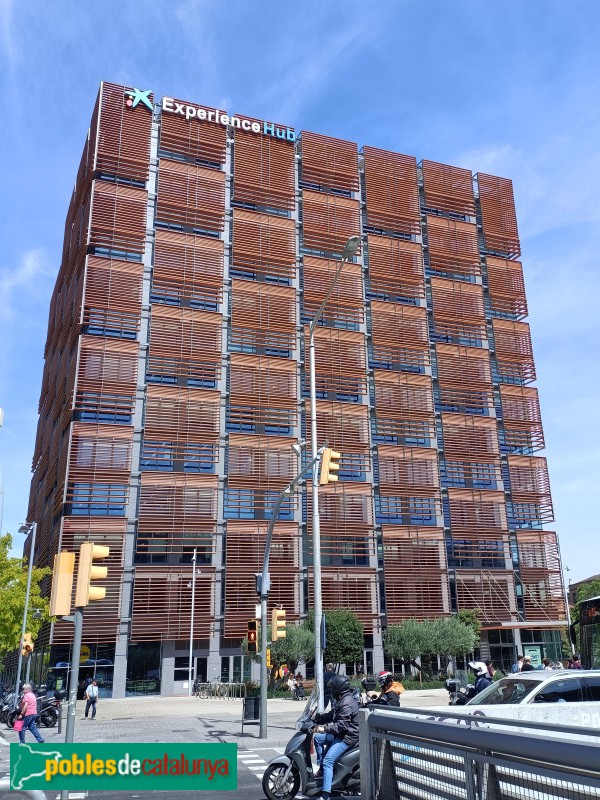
[521,656,535,672]
[485,660,495,679]
[84,680,99,719]
[16,683,44,744]
[568,654,582,669]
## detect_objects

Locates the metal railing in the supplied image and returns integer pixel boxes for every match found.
[360,706,600,800]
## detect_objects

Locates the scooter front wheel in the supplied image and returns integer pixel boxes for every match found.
[262,763,301,800]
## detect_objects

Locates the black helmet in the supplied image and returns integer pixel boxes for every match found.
[329,674,350,699]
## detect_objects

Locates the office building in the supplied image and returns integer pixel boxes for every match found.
[23,81,565,695]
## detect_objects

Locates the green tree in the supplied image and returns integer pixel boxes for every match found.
[455,609,482,643]
[432,617,477,660]
[271,624,314,673]
[576,579,600,604]
[566,579,600,654]
[384,619,436,675]
[0,533,51,653]
[304,608,364,667]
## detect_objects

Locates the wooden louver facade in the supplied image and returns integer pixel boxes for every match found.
[25,82,563,697]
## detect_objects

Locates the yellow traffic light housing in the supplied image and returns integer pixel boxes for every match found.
[247,620,258,653]
[319,448,341,485]
[266,647,272,669]
[49,551,76,617]
[75,542,109,607]
[272,608,286,641]
[21,632,33,656]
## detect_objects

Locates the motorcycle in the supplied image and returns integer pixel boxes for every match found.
[6,692,60,729]
[262,686,361,800]
[444,678,475,706]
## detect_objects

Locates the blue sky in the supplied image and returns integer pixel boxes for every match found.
[0,1,599,586]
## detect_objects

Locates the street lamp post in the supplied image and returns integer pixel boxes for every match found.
[188,548,198,696]
[13,522,37,708]
[307,235,360,712]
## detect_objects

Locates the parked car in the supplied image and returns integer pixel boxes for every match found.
[467,669,600,706]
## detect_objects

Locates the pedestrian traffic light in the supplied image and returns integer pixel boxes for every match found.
[75,542,109,607]
[247,620,258,653]
[272,608,286,641]
[21,633,33,656]
[49,551,76,617]
[319,448,341,485]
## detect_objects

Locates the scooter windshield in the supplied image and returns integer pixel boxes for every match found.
[296,684,320,729]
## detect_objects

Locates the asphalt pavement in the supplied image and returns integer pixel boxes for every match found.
[0,688,448,799]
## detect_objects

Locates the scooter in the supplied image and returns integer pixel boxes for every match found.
[262,687,360,800]
[444,678,476,706]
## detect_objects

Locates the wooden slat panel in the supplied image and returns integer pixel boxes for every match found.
[228,353,298,432]
[422,160,475,217]
[486,257,528,319]
[156,158,225,233]
[426,216,480,278]
[89,182,148,255]
[78,336,139,394]
[517,531,566,621]
[232,209,296,280]
[83,256,143,337]
[455,571,518,624]
[227,434,296,494]
[430,278,486,343]
[301,130,359,192]
[367,235,425,302]
[447,488,508,536]
[377,446,440,496]
[153,230,224,308]
[363,147,420,234]
[233,127,295,210]
[507,455,554,524]
[144,385,220,444]
[301,190,361,255]
[96,82,152,182]
[307,327,367,398]
[131,566,216,641]
[492,319,536,383]
[303,257,364,326]
[230,279,297,353]
[224,521,301,638]
[305,402,370,477]
[307,569,379,624]
[477,172,521,258]
[435,343,494,412]
[159,100,227,164]
[382,527,450,622]
[499,385,545,452]
[370,301,429,372]
[373,371,435,445]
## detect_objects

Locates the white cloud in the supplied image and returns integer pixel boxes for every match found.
[0,248,54,321]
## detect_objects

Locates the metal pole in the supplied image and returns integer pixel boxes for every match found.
[259,452,324,738]
[25,654,31,685]
[14,522,37,709]
[188,548,197,696]
[307,235,359,712]
[61,606,83,800]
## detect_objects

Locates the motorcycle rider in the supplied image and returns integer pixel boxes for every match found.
[313,674,360,800]
[469,661,492,695]
[368,670,405,707]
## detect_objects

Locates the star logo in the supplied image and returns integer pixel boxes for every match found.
[125,88,153,111]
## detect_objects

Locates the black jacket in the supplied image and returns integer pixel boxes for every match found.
[315,689,360,747]
[368,681,404,708]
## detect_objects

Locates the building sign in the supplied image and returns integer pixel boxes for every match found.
[161,96,296,142]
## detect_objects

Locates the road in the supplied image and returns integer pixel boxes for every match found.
[0,688,448,799]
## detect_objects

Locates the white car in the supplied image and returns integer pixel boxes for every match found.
[467,669,600,706]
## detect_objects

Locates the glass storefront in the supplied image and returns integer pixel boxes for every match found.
[47,642,115,698]
[126,642,161,695]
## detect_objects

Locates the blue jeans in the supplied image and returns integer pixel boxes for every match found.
[314,731,334,767]
[19,715,44,744]
[319,737,350,794]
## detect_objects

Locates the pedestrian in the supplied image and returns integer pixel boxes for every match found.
[16,683,45,744]
[485,660,495,679]
[85,680,99,719]
[568,654,582,669]
[511,655,524,673]
[521,656,535,672]
[542,658,553,670]
[323,663,336,709]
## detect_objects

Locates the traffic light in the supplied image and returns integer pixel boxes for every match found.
[272,608,286,641]
[247,620,258,653]
[266,648,272,669]
[21,633,33,657]
[49,551,76,617]
[319,448,341,485]
[75,542,109,607]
